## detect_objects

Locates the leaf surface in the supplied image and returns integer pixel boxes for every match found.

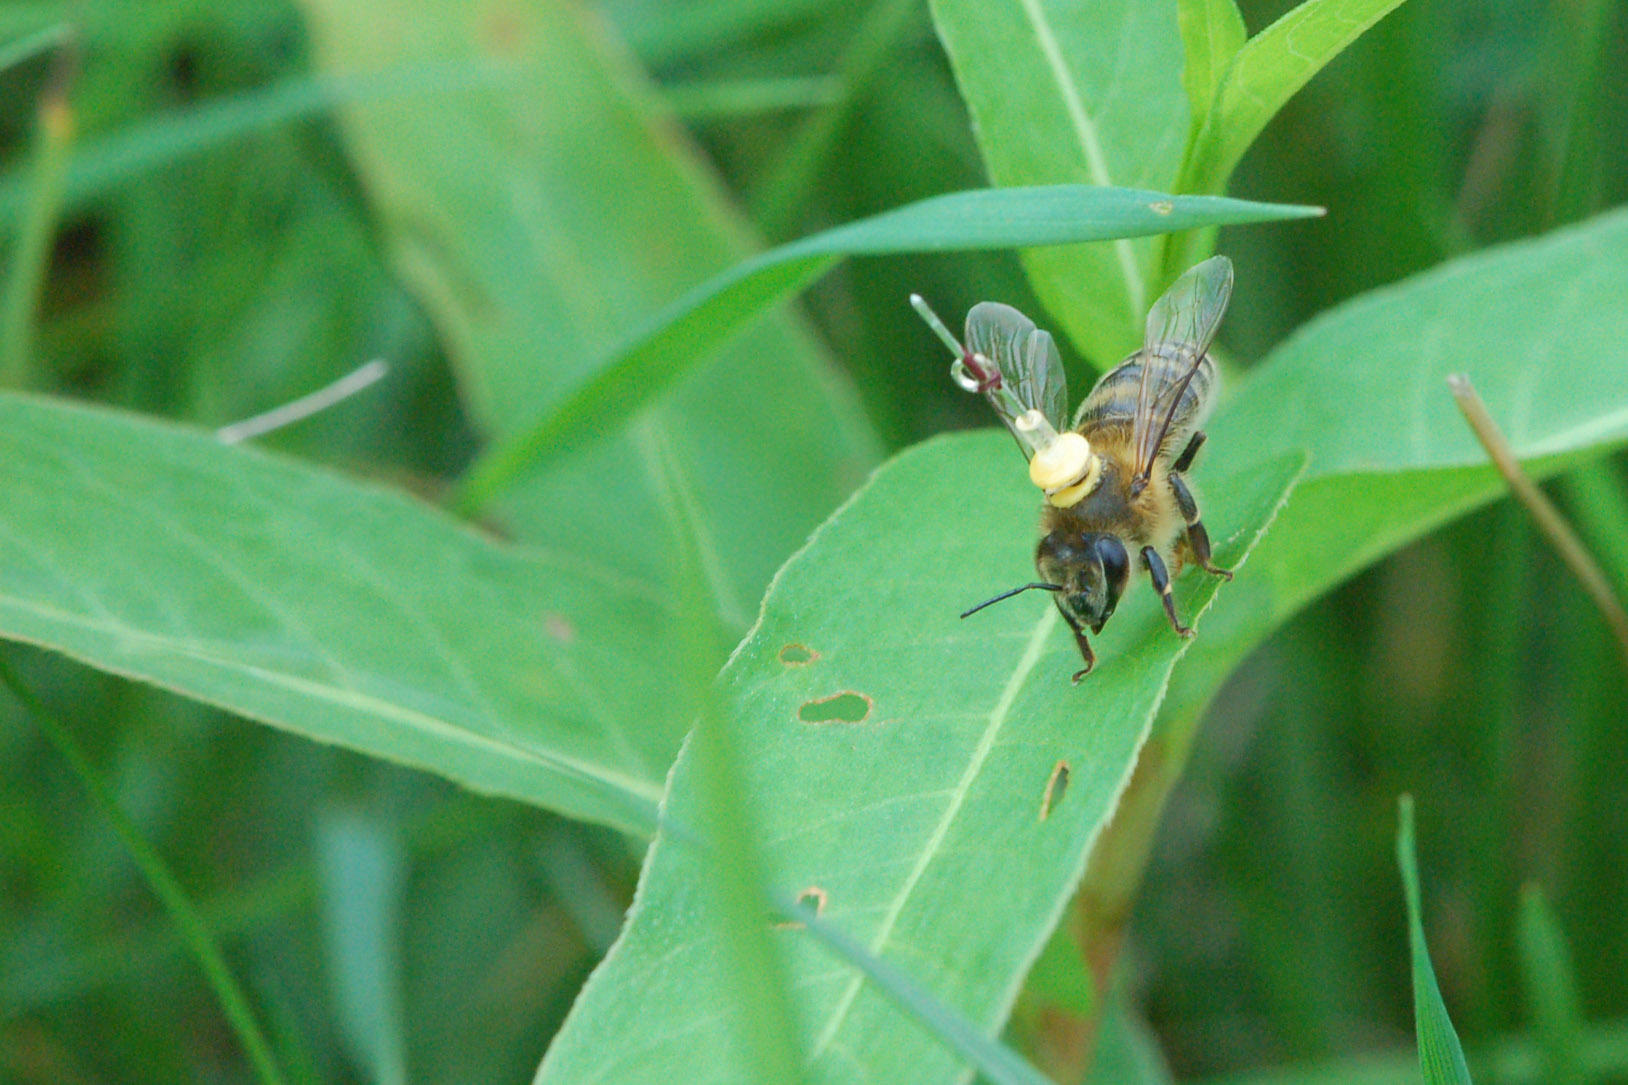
[928,0,1190,366]
[1166,206,1628,721]
[1177,0,1246,136]
[535,432,1304,1083]
[1182,0,1412,197]
[537,206,1628,1083]
[0,397,669,835]
[460,186,1321,501]
[297,0,880,628]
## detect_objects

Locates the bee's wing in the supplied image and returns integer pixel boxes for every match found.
[1130,256,1234,479]
[964,302,1068,454]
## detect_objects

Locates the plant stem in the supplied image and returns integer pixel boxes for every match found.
[1447,373,1628,669]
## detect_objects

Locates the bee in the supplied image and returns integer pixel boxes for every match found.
[912,256,1235,681]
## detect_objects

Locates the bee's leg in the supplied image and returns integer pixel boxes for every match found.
[1066,622,1096,683]
[1168,469,1233,580]
[1172,430,1206,473]
[1141,546,1194,638]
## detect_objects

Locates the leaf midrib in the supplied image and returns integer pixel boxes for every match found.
[808,607,1059,1059]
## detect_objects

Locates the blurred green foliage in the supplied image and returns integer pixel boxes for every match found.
[0,0,1625,1082]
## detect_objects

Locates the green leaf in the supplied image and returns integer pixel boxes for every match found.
[1177,0,1246,136]
[457,186,1322,508]
[0,395,670,836]
[927,0,1191,367]
[538,207,1628,1085]
[1396,796,1473,1085]
[1086,995,1175,1084]
[1517,885,1587,1085]
[297,0,881,629]
[1182,0,1412,197]
[1163,205,1628,726]
[534,434,1305,1083]
[662,446,807,1085]
[788,902,1056,1085]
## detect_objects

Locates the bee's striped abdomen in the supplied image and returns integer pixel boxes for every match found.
[1073,348,1215,464]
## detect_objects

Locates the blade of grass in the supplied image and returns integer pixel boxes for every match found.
[0,22,71,74]
[1516,885,1587,1085]
[1193,1019,1628,1084]
[453,185,1321,513]
[0,41,76,388]
[0,649,286,1085]
[659,433,806,1085]
[1396,795,1473,1085]
[1448,373,1628,668]
[315,808,409,1085]
[787,904,1056,1085]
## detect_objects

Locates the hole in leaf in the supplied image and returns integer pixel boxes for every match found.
[543,613,575,643]
[778,643,819,666]
[798,692,871,724]
[774,885,829,930]
[1040,761,1070,820]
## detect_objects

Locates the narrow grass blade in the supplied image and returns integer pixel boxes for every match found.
[788,904,1055,1085]
[0,652,286,1085]
[659,440,806,1085]
[0,44,75,387]
[0,23,71,75]
[454,186,1320,512]
[1516,885,1587,1085]
[1396,795,1473,1085]
[316,808,410,1085]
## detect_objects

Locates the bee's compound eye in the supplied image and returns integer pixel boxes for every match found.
[1093,536,1129,590]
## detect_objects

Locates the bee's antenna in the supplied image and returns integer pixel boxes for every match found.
[960,582,1063,619]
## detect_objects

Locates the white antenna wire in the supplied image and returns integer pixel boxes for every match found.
[216,359,389,444]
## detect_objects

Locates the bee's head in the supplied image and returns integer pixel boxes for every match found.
[1036,531,1130,635]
